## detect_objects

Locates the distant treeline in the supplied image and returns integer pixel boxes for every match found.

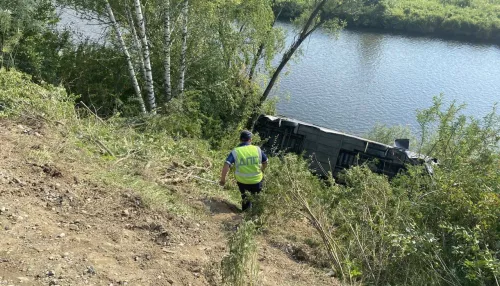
[277,0,500,44]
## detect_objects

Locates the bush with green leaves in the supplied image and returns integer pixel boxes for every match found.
[0,68,76,120]
[260,95,500,285]
[0,0,72,78]
[221,220,260,286]
[364,123,416,148]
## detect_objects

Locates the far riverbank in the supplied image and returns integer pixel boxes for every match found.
[277,0,500,45]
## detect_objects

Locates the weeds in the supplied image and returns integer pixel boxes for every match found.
[221,220,260,286]
[0,69,236,216]
[364,123,416,148]
[259,96,500,285]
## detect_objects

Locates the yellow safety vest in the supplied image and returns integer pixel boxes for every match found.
[232,145,263,184]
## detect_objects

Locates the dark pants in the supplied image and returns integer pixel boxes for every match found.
[237,181,262,211]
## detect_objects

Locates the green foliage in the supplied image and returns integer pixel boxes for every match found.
[1,0,137,115]
[57,41,142,116]
[280,0,500,43]
[379,0,500,42]
[0,69,76,120]
[334,166,451,285]
[0,0,63,72]
[1,1,270,135]
[221,220,260,286]
[259,95,500,285]
[365,123,416,147]
[152,95,204,138]
[259,153,330,223]
[15,0,280,133]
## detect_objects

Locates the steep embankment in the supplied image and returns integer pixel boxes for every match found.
[0,120,226,286]
[0,70,335,285]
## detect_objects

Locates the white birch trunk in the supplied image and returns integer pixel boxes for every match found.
[164,0,172,101]
[134,0,157,113]
[125,7,147,82]
[178,0,189,96]
[105,0,147,114]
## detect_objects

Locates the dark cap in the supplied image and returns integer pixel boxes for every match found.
[240,130,252,141]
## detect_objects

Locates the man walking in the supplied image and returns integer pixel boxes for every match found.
[219,130,268,211]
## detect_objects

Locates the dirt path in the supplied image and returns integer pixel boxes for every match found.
[0,120,335,286]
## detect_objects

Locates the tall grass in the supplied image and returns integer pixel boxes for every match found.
[260,96,500,285]
[0,69,233,214]
[221,220,260,286]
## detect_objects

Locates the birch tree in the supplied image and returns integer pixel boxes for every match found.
[134,0,157,113]
[105,0,147,114]
[164,0,173,100]
[58,0,285,120]
[125,7,147,82]
[177,0,188,96]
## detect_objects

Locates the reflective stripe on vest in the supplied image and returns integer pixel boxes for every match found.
[232,145,263,184]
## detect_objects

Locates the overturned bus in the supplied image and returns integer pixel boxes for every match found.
[254,115,435,178]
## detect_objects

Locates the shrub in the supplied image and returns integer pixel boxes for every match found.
[364,123,416,147]
[0,69,76,122]
[259,95,500,285]
[221,220,260,286]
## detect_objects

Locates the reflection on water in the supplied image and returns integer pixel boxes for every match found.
[271,22,500,136]
[357,32,382,73]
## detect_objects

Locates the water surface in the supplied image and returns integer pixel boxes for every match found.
[270,23,500,136]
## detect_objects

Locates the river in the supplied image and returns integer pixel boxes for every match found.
[57,12,500,137]
[269,22,500,136]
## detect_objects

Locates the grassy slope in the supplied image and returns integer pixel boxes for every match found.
[3,69,498,285]
[0,69,336,285]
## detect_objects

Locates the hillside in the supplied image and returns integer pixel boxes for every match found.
[1,69,499,285]
[0,71,335,285]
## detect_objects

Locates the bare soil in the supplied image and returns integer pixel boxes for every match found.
[0,119,336,286]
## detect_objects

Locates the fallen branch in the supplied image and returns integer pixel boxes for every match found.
[79,101,104,124]
[95,139,115,157]
[82,135,115,157]
[114,149,139,165]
